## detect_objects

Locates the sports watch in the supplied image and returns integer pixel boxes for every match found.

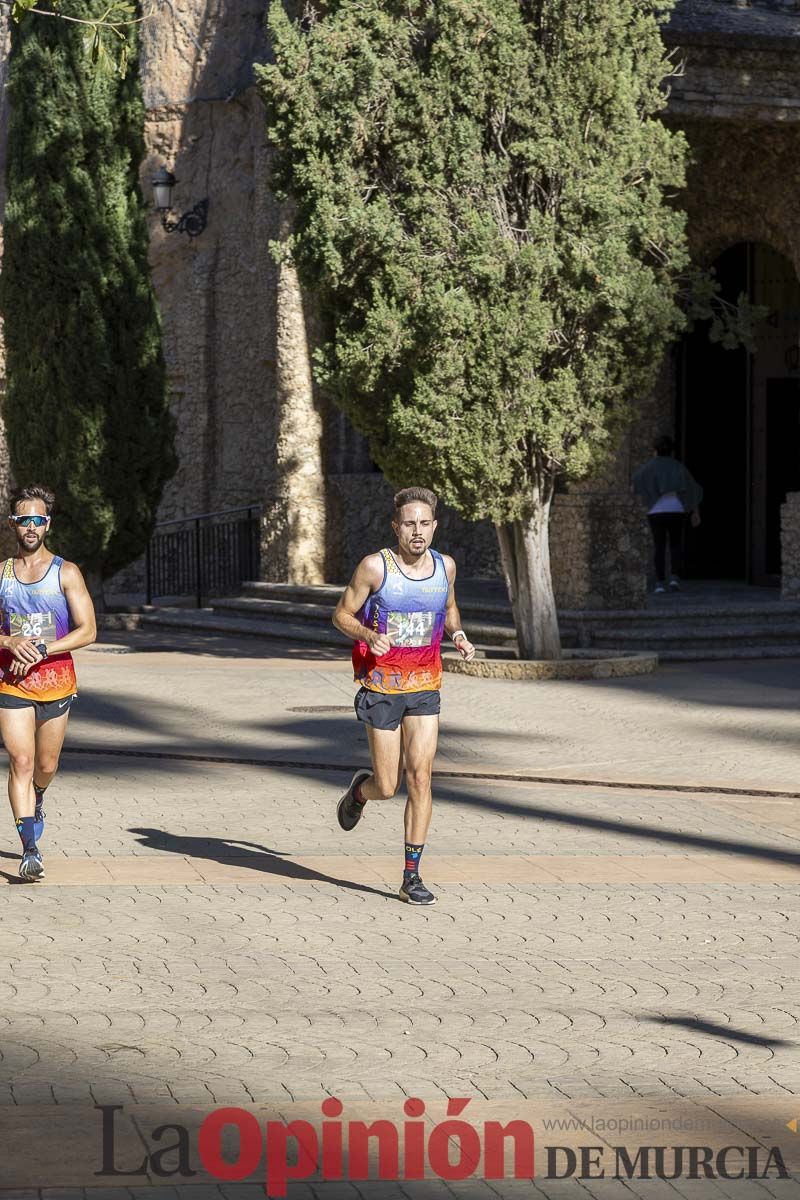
[34,641,48,658]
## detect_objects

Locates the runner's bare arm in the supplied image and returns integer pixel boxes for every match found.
[43,561,97,654]
[442,555,475,662]
[332,554,392,655]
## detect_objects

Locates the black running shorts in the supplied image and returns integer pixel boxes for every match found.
[0,692,77,722]
[354,687,440,731]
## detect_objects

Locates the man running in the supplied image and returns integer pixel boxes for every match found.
[332,486,475,906]
[0,485,96,880]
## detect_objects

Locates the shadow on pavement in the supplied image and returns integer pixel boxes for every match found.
[128,826,396,901]
[430,780,800,868]
[647,1014,795,1049]
[34,692,800,871]
[580,655,800,711]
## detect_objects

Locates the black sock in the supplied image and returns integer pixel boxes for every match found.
[34,782,47,815]
[404,843,424,878]
[16,817,36,854]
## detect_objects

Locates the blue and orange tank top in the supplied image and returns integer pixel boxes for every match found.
[0,556,77,700]
[352,548,449,694]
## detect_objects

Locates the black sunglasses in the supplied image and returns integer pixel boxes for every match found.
[9,515,48,528]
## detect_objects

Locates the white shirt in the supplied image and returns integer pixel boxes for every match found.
[648,491,684,516]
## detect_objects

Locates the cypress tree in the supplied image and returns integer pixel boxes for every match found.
[260,0,692,658]
[0,1,175,586]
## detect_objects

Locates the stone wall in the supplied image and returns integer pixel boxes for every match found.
[15,0,800,607]
[551,494,650,611]
[666,2,800,126]
[781,492,800,597]
[112,0,328,594]
[325,474,648,610]
[139,0,275,523]
[326,474,501,583]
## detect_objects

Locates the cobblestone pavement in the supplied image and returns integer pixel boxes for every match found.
[2,636,800,1198]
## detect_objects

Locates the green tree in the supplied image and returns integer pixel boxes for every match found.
[0,0,175,589]
[260,0,694,658]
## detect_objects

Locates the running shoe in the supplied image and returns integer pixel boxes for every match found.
[654,584,665,594]
[34,802,45,844]
[19,849,44,882]
[669,578,681,592]
[337,769,371,832]
[399,874,436,905]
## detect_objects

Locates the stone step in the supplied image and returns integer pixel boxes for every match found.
[240,580,515,620]
[102,606,800,662]
[572,609,800,631]
[240,579,800,627]
[214,595,340,621]
[216,593,800,650]
[657,645,800,662]
[211,596,518,645]
[590,621,800,650]
[102,607,512,656]
[103,607,350,648]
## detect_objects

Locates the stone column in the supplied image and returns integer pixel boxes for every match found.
[781,492,800,598]
[137,0,327,588]
[258,205,327,585]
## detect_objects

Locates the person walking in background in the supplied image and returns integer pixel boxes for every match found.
[633,435,703,594]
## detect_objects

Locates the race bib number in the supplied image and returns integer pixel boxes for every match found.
[386,610,436,648]
[7,610,56,642]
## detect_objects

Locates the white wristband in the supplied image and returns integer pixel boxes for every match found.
[451,630,467,643]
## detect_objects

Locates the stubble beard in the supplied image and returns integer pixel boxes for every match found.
[17,531,45,554]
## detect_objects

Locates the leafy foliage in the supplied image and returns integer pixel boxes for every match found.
[260,0,691,523]
[0,0,175,578]
[10,0,141,77]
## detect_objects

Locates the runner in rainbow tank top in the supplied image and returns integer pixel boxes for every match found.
[0,486,96,881]
[333,486,476,906]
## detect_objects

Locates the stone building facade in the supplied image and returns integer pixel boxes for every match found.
[2,0,800,607]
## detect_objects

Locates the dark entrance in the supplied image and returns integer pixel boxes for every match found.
[677,242,800,584]
[766,380,800,576]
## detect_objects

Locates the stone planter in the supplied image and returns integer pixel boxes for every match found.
[443,648,657,680]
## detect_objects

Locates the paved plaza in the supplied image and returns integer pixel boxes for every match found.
[2,632,800,1197]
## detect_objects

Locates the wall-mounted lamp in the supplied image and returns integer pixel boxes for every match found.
[151,165,208,238]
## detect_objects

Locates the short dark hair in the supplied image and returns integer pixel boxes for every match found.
[9,484,55,515]
[654,435,674,456]
[393,486,438,517]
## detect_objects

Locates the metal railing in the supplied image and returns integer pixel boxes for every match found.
[145,505,261,607]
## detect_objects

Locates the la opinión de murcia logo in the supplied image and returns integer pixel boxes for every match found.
[96,1100,535,1196]
[96,1103,789,1194]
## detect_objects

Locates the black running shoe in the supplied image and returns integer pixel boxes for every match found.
[337,769,371,831]
[19,849,44,882]
[399,873,436,905]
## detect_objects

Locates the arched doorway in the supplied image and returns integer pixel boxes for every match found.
[677,242,800,584]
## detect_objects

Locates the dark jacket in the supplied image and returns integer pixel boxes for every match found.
[633,456,703,512]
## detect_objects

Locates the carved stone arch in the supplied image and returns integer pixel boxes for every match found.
[689,232,797,274]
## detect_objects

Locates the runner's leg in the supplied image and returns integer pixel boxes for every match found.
[397,713,439,904]
[34,709,70,790]
[362,724,404,801]
[0,706,44,876]
[0,706,37,822]
[337,721,404,831]
[33,710,71,839]
[400,713,438,843]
